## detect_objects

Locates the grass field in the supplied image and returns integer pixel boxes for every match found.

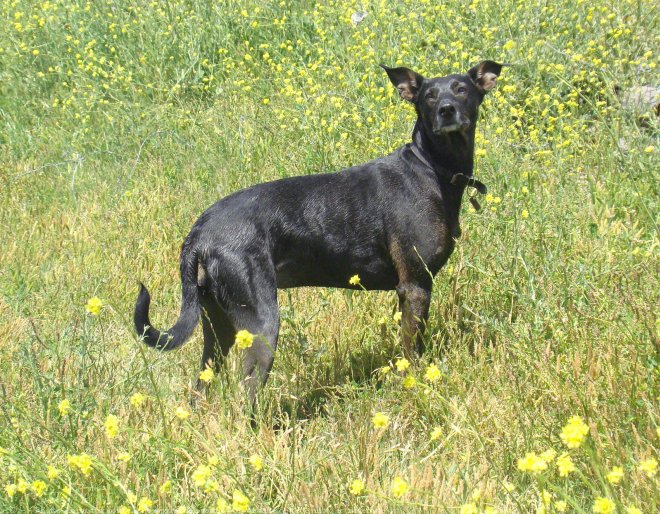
[1,0,658,512]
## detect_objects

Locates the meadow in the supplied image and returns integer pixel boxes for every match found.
[0,0,658,512]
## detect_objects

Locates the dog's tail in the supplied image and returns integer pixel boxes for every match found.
[134,241,200,351]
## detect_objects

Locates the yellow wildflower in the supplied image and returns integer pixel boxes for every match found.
[5,484,17,498]
[540,449,556,463]
[639,458,657,476]
[395,358,410,372]
[592,497,615,514]
[105,414,119,438]
[521,209,529,219]
[625,506,642,514]
[216,498,230,512]
[117,452,131,463]
[232,490,250,512]
[130,392,146,408]
[67,453,93,475]
[235,330,254,349]
[175,406,190,420]
[137,497,153,513]
[503,480,515,492]
[47,466,59,480]
[118,507,131,514]
[430,427,442,440]
[557,452,575,477]
[248,454,263,471]
[393,311,402,322]
[560,416,589,449]
[192,464,212,487]
[159,480,171,495]
[350,478,365,495]
[606,466,624,484]
[424,364,442,382]
[460,504,478,514]
[517,452,548,474]
[402,375,416,389]
[390,476,408,498]
[31,480,47,497]
[199,368,214,383]
[555,501,567,512]
[85,297,103,315]
[58,399,71,416]
[17,480,28,493]
[349,274,361,285]
[372,412,389,429]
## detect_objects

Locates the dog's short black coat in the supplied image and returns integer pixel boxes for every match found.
[134,61,504,403]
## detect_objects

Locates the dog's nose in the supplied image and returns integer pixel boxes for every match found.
[438,103,456,119]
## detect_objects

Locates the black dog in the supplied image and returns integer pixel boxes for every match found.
[134,61,503,403]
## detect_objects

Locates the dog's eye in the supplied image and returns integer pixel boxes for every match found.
[456,86,468,95]
[425,91,437,101]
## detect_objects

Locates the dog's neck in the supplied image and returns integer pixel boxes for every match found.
[411,120,475,177]
[410,120,477,238]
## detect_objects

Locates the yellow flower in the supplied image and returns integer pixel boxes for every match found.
[58,399,72,416]
[606,466,624,484]
[235,330,254,349]
[85,297,103,315]
[402,375,416,389]
[137,497,153,513]
[503,480,515,492]
[216,498,230,513]
[349,274,361,285]
[117,452,131,463]
[192,464,212,487]
[540,449,556,463]
[5,484,17,498]
[592,497,615,514]
[17,480,28,493]
[378,316,388,325]
[118,507,131,514]
[130,392,146,408]
[105,414,119,438]
[232,490,250,512]
[175,406,190,420]
[67,453,93,475]
[460,504,478,514]
[395,358,410,372]
[557,452,575,477]
[424,364,442,382]
[390,476,408,498]
[639,458,657,477]
[47,466,59,480]
[644,145,654,153]
[199,368,214,383]
[372,412,389,429]
[350,478,365,495]
[248,454,263,471]
[31,480,47,497]
[393,311,402,322]
[625,506,642,514]
[521,209,529,219]
[430,427,442,440]
[517,452,548,474]
[555,501,567,512]
[560,416,589,449]
[159,480,171,495]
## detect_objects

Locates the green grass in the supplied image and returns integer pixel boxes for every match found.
[1,0,658,512]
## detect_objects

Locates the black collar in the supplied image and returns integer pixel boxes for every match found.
[408,129,488,207]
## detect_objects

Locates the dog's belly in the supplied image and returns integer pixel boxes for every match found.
[274,252,399,291]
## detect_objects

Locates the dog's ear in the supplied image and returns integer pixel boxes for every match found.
[380,64,425,102]
[467,60,504,93]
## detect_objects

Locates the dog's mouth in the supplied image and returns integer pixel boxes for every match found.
[433,119,471,135]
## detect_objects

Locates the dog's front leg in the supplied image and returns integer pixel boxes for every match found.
[396,283,431,358]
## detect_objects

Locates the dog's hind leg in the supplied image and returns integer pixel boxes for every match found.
[192,289,236,401]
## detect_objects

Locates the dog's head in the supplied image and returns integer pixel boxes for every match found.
[381,61,503,136]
